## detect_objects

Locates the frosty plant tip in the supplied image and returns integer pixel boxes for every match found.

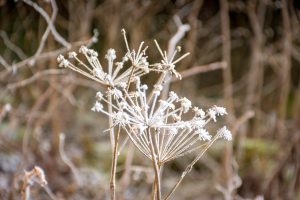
[58,29,232,200]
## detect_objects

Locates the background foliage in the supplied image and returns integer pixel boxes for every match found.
[0,0,300,199]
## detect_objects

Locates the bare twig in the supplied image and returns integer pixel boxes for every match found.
[0,55,10,70]
[220,0,236,199]
[0,31,27,59]
[59,133,82,186]
[232,110,255,134]
[22,87,53,156]
[278,0,291,125]
[22,0,70,66]
[21,166,56,200]
[22,0,70,48]
[119,142,134,200]
[171,61,227,82]
[220,0,234,118]
[0,35,95,78]
[245,0,265,137]
[7,69,65,90]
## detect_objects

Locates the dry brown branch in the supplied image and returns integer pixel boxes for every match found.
[22,0,58,66]
[119,143,134,200]
[0,31,27,59]
[22,87,54,156]
[182,0,204,67]
[21,166,54,200]
[170,61,227,82]
[278,0,292,125]
[59,133,82,186]
[7,69,65,90]
[220,0,235,199]
[0,55,10,70]
[22,0,70,49]
[220,0,234,118]
[245,0,265,138]
[232,110,255,135]
[0,35,95,79]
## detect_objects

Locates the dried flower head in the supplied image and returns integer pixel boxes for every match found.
[57,30,154,88]
[91,80,231,163]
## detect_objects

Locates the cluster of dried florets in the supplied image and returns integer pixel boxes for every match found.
[58,29,232,199]
[57,29,189,88]
[91,76,231,163]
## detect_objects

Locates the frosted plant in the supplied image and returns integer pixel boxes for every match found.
[59,29,231,200]
[91,76,231,199]
[91,77,231,164]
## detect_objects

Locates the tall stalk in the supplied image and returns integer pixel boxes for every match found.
[147,129,162,200]
[108,93,118,200]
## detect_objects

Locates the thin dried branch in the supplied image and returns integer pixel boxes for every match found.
[0,31,27,59]
[170,61,227,82]
[7,69,65,90]
[22,0,70,48]
[22,0,69,66]
[21,166,56,200]
[278,0,292,123]
[0,55,10,70]
[59,133,82,186]
[220,0,236,199]
[0,35,96,79]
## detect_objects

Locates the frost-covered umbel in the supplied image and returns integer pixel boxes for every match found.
[91,77,231,163]
[57,30,149,87]
[57,29,189,88]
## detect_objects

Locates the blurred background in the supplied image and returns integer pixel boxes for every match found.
[0,0,300,199]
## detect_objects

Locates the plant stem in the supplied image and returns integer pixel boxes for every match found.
[108,93,117,200]
[148,129,162,200]
[110,126,120,200]
[151,181,157,200]
[163,135,220,200]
